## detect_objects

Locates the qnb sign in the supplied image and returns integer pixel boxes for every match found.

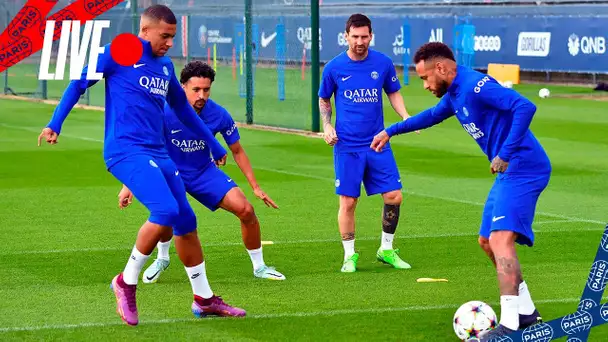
[568,34,606,56]
[474,35,501,52]
[517,32,551,57]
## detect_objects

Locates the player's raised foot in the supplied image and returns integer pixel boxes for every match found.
[110,273,139,326]
[142,258,170,284]
[376,248,412,269]
[478,324,515,341]
[519,309,543,329]
[254,265,286,280]
[341,253,359,273]
[191,295,246,318]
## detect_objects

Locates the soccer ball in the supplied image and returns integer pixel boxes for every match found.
[453,301,497,340]
[539,88,551,98]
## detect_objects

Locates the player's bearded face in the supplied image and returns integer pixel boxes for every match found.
[416,60,449,98]
[142,20,176,56]
[183,77,212,112]
[345,26,372,56]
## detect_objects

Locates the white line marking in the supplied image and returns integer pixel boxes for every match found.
[0,296,603,333]
[2,226,604,256]
[535,219,574,225]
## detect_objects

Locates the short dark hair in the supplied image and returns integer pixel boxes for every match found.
[345,13,372,34]
[142,5,177,25]
[180,61,216,84]
[413,42,455,64]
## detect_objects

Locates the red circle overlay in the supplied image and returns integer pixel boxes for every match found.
[110,33,143,66]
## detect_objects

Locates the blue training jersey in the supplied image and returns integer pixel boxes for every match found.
[164,99,240,178]
[47,37,226,168]
[318,49,401,152]
[386,65,551,174]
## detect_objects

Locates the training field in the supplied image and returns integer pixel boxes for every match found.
[0,65,607,341]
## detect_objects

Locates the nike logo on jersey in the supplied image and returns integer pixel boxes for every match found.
[171,129,182,134]
[341,75,352,81]
[133,63,145,68]
[492,216,505,222]
[175,171,179,176]
[227,179,233,183]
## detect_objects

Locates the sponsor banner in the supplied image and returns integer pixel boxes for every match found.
[166,15,607,73]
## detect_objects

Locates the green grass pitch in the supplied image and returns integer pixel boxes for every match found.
[0,64,607,341]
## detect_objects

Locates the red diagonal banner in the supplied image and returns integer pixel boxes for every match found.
[0,0,124,73]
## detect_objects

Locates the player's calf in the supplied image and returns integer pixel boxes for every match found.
[489,231,522,332]
[376,191,410,269]
[339,196,358,271]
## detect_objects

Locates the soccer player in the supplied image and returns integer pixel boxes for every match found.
[371,42,549,339]
[118,61,285,282]
[38,5,245,325]
[318,13,414,273]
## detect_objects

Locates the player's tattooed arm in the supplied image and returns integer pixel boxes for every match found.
[320,98,338,146]
[319,98,333,128]
[495,256,522,295]
[341,232,355,241]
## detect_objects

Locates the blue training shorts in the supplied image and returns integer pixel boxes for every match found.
[479,172,551,247]
[109,154,197,236]
[183,165,238,211]
[334,148,402,198]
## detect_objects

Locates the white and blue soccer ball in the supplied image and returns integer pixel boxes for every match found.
[539,88,551,98]
[453,300,498,341]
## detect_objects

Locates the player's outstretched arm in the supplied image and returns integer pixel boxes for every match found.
[166,71,227,161]
[229,141,278,209]
[386,95,453,135]
[478,82,537,162]
[386,91,420,134]
[218,112,278,209]
[40,45,116,146]
[371,96,454,152]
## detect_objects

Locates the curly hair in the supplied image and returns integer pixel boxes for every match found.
[180,61,216,84]
[413,42,455,64]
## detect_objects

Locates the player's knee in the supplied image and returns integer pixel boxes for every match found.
[384,190,402,205]
[488,231,517,249]
[339,196,358,212]
[173,207,197,236]
[149,199,180,227]
[235,201,256,222]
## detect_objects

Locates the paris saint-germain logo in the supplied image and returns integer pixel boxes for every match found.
[578,298,597,311]
[520,323,553,342]
[560,310,593,334]
[567,338,583,342]
[586,260,608,292]
[601,302,608,322]
[601,227,608,252]
[370,71,378,79]
[163,66,169,76]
